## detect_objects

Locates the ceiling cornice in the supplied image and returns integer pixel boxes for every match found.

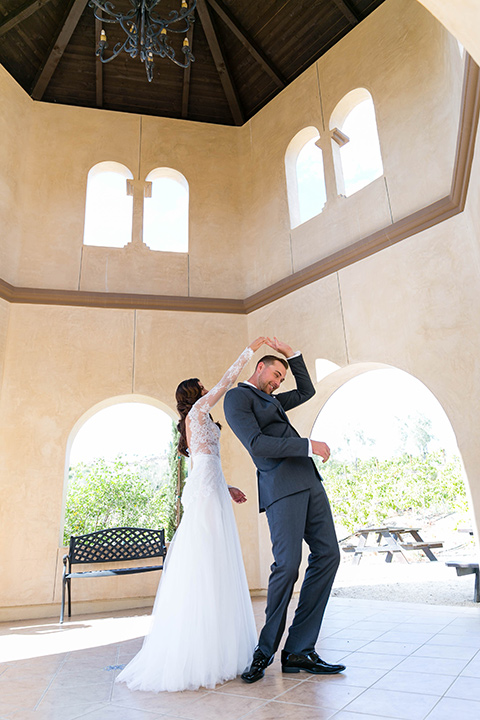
[1,55,479,315]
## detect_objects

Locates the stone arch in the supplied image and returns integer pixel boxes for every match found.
[301,361,474,516]
[306,361,456,439]
[59,394,176,544]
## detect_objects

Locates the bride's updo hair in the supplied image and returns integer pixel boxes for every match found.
[175,378,203,457]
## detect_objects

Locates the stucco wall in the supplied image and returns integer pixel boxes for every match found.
[0,68,31,285]
[0,0,479,619]
[0,304,251,617]
[418,0,480,67]
[0,299,10,405]
[242,0,464,294]
[0,0,463,301]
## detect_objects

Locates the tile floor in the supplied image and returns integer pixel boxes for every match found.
[1,596,480,720]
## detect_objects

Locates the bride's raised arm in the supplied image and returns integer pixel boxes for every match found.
[193,337,265,414]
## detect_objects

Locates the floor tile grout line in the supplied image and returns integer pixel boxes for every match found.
[235,698,274,720]
[338,640,479,720]
[108,642,122,702]
[211,676,310,702]
[32,650,71,711]
[3,599,480,720]
[335,615,480,665]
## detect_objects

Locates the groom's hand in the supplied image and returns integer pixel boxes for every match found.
[266,337,294,358]
[311,440,330,463]
[228,486,247,504]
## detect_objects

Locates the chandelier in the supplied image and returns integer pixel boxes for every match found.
[89,0,196,82]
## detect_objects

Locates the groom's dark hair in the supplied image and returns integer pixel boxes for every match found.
[256,355,289,371]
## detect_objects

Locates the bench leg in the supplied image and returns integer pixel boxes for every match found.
[60,577,66,624]
[67,578,72,619]
[475,570,480,603]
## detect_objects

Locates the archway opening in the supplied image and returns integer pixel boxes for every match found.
[61,398,184,546]
[311,365,476,604]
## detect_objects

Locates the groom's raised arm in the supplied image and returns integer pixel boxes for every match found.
[275,354,315,411]
[224,388,310,459]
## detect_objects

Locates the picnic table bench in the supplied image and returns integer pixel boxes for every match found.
[445,560,479,602]
[342,526,443,565]
[60,526,167,623]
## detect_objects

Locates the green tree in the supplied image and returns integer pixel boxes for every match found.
[162,423,187,541]
[63,429,185,544]
[316,451,467,534]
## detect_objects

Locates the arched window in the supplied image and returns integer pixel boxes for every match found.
[83,161,133,248]
[330,89,383,197]
[61,398,180,545]
[310,366,468,541]
[285,127,327,229]
[143,168,189,252]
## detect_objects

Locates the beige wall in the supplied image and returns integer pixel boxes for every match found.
[418,0,480,66]
[0,304,251,617]
[0,0,479,619]
[0,0,463,300]
[0,69,31,285]
[0,299,10,405]
[243,0,464,294]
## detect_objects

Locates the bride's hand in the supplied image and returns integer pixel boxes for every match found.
[248,337,266,353]
[228,486,247,504]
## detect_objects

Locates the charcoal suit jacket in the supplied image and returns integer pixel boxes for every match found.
[224,354,322,512]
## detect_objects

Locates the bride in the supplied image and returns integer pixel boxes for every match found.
[116,337,268,692]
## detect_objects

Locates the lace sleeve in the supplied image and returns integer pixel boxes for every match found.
[192,346,254,415]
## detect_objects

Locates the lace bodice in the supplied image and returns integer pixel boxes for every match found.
[186,346,253,458]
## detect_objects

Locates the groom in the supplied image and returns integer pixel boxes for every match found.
[224,338,344,683]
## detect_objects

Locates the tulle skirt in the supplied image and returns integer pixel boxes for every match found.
[116,454,257,692]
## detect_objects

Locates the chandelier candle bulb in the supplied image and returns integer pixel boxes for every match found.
[89,0,196,79]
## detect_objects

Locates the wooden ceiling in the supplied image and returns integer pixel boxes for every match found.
[0,0,386,126]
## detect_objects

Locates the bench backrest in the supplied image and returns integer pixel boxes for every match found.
[67,526,167,565]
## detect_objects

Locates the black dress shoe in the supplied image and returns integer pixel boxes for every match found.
[241,648,274,683]
[281,650,346,674]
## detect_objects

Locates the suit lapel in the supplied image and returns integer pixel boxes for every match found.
[238,382,277,405]
[238,383,293,424]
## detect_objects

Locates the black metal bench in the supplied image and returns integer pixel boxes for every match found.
[60,526,167,623]
[445,560,480,602]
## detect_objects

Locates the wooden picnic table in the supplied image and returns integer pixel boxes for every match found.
[343,526,443,565]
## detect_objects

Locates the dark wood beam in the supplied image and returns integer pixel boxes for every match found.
[31,0,89,100]
[206,0,285,89]
[331,0,361,26]
[196,0,244,126]
[95,13,103,107]
[0,0,54,38]
[182,23,195,119]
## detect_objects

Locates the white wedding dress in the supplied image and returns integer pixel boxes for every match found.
[116,347,257,692]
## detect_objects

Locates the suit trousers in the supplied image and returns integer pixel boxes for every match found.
[258,481,340,658]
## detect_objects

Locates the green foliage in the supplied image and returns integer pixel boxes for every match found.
[63,455,170,545]
[316,451,467,534]
[161,423,187,541]
[64,423,187,545]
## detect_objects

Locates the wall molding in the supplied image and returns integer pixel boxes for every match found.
[1,57,479,316]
